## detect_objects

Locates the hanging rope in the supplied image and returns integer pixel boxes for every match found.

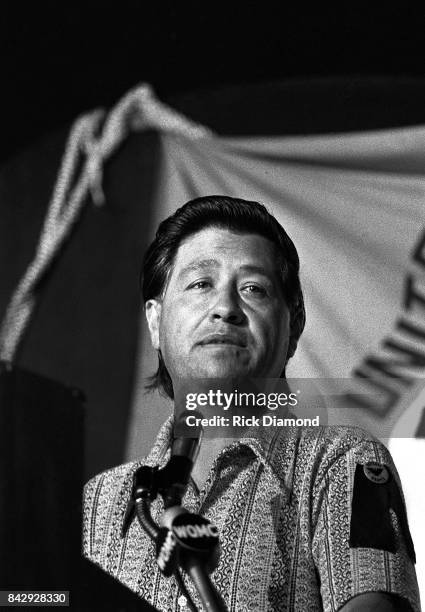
[0,83,212,362]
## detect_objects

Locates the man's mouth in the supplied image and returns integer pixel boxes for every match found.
[198,334,247,347]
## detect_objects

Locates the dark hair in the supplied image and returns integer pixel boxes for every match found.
[142,195,306,399]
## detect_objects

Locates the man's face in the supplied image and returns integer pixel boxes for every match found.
[145,227,290,382]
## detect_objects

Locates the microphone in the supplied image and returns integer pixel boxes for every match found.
[121,412,202,537]
[121,413,225,611]
[161,411,203,509]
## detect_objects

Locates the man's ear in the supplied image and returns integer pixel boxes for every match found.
[145,299,162,350]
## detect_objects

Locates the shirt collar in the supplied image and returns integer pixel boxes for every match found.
[145,414,298,495]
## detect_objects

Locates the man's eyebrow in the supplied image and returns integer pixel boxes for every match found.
[238,264,274,276]
[177,259,220,279]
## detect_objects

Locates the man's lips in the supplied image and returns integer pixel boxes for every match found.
[197,333,247,348]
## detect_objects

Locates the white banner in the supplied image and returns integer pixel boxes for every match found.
[127,126,425,594]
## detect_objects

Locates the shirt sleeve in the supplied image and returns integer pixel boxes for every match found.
[311,436,421,612]
[82,473,104,562]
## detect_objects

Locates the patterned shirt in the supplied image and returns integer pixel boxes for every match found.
[83,418,420,611]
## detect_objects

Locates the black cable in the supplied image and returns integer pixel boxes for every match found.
[135,497,159,541]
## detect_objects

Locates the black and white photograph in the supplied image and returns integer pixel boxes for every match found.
[0,5,424,610]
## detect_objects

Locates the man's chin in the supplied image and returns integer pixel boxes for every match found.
[188,363,254,380]
[176,350,259,380]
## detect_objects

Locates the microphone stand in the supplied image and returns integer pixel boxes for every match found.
[182,562,226,612]
[122,449,227,612]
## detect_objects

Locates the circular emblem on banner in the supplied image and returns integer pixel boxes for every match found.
[363,462,390,484]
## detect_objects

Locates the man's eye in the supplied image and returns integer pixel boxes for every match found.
[242,284,267,296]
[187,280,211,290]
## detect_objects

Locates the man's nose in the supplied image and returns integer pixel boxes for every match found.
[211,286,245,324]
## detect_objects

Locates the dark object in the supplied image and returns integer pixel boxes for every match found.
[122,466,159,540]
[126,457,226,612]
[163,432,202,509]
[415,406,425,437]
[0,363,84,591]
[78,558,156,611]
[155,527,179,577]
[0,362,155,611]
[122,431,201,538]
[349,462,416,563]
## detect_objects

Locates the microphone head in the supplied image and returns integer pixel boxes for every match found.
[171,435,202,464]
[172,409,203,463]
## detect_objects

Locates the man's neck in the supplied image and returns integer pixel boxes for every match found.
[191,437,238,491]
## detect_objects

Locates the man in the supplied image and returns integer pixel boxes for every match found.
[84,196,420,611]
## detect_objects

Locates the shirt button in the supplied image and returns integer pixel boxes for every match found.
[178,594,188,609]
